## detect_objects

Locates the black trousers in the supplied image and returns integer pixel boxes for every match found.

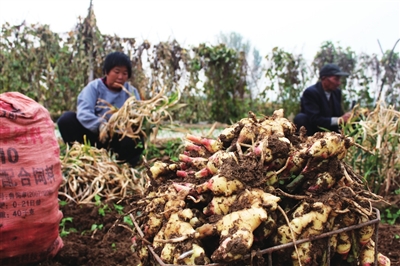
[293,113,340,136]
[57,111,144,167]
[293,113,317,136]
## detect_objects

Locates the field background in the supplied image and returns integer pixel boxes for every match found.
[1,4,400,266]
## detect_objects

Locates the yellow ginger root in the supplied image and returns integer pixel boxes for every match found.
[307,132,354,159]
[145,214,163,238]
[334,212,357,258]
[271,201,332,266]
[275,201,332,245]
[163,186,191,218]
[291,241,312,266]
[141,184,190,238]
[153,210,195,247]
[218,116,254,144]
[154,209,210,264]
[186,134,223,153]
[253,214,278,242]
[281,145,308,175]
[307,172,336,193]
[357,215,375,245]
[198,206,268,262]
[194,150,239,178]
[195,175,244,196]
[360,239,391,266]
[176,243,211,265]
[257,109,295,137]
[203,194,237,216]
[336,231,352,256]
[195,189,280,262]
[149,161,178,179]
[205,150,238,175]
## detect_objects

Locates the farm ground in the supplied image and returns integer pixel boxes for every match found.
[36,189,400,266]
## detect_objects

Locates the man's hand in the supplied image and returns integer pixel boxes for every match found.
[339,112,352,124]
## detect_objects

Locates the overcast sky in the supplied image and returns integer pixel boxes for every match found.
[1,0,399,61]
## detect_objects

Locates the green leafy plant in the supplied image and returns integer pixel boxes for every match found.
[381,207,400,225]
[94,194,109,217]
[113,203,134,226]
[59,200,68,207]
[264,47,308,118]
[113,204,124,215]
[91,223,104,231]
[192,43,250,123]
[123,215,134,227]
[59,217,77,237]
[144,138,183,162]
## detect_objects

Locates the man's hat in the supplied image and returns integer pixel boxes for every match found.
[319,63,349,78]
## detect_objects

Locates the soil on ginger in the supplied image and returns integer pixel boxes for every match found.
[31,197,400,266]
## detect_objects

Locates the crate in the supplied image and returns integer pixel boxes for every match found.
[133,208,381,266]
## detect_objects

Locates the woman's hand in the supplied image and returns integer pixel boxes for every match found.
[99,123,109,143]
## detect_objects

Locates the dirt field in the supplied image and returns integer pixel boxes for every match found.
[33,197,400,266]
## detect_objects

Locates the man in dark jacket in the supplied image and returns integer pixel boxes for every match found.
[294,63,352,136]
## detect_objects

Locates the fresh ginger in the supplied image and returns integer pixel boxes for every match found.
[203,195,237,216]
[196,206,268,262]
[357,215,375,246]
[195,189,280,262]
[142,184,190,238]
[176,243,211,265]
[193,150,238,178]
[179,154,208,169]
[291,241,312,266]
[360,239,391,266]
[154,209,209,264]
[149,161,178,179]
[275,201,332,244]
[194,175,244,196]
[218,116,256,144]
[184,141,208,157]
[307,172,336,193]
[258,109,295,137]
[205,150,238,175]
[186,134,223,153]
[307,132,354,159]
[336,231,352,257]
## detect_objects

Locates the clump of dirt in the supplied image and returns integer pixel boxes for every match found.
[219,155,268,188]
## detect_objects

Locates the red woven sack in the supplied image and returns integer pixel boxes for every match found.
[0,92,63,265]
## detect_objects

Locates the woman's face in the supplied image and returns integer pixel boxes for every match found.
[105,66,129,90]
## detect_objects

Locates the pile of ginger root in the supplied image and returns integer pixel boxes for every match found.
[131,109,391,266]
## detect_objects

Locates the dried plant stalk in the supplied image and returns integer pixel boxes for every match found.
[98,85,183,142]
[60,142,148,204]
[345,101,400,195]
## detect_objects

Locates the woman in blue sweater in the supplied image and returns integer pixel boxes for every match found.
[57,51,144,167]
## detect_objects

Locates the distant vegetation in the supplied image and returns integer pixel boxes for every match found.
[1,4,398,123]
[2,3,398,213]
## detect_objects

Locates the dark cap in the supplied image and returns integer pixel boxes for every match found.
[319,63,349,78]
